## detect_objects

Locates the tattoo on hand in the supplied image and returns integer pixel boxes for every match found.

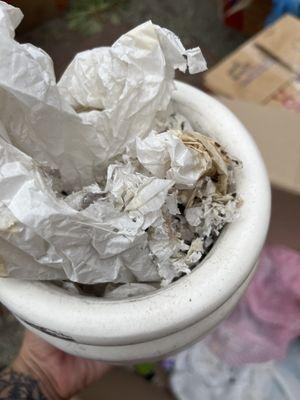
[0,369,47,400]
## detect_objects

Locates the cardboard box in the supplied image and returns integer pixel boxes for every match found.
[255,15,300,74]
[267,79,300,112]
[204,15,300,251]
[220,98,300,194]
[204,15,300,110]
[204,15,300,188]
[204,43,295,102]
[219,98,300,251]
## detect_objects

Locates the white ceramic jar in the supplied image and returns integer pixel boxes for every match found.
[0,82,271,363]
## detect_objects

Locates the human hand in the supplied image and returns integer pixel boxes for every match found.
[12,330,111,399]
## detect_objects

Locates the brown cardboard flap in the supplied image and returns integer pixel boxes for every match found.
[255,14,300,74]
[266,79,300,112]
[219,97,300,195]
[204,43,294,102]
[204,14,300,112]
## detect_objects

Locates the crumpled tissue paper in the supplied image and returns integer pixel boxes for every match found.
[0,1,241,298]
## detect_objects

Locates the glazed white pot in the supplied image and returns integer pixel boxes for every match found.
[0,81,271,363]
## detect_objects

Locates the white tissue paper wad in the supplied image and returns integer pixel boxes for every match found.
[136,131,211,188]
[58,21,207,162]
[0,1,207,284]
[0,3,107,192]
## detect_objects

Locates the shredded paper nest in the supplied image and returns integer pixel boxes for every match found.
[0,2,242,299]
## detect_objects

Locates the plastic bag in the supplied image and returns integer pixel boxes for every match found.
[206,246,300,365]
[171,340,300,400]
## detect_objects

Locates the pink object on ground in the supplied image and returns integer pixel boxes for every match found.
[207,246,300,365]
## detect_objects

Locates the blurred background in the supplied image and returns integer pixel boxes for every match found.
[1,1,300,399]
[13,0,245,80]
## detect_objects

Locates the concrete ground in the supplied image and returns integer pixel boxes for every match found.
[0,307,24,367]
